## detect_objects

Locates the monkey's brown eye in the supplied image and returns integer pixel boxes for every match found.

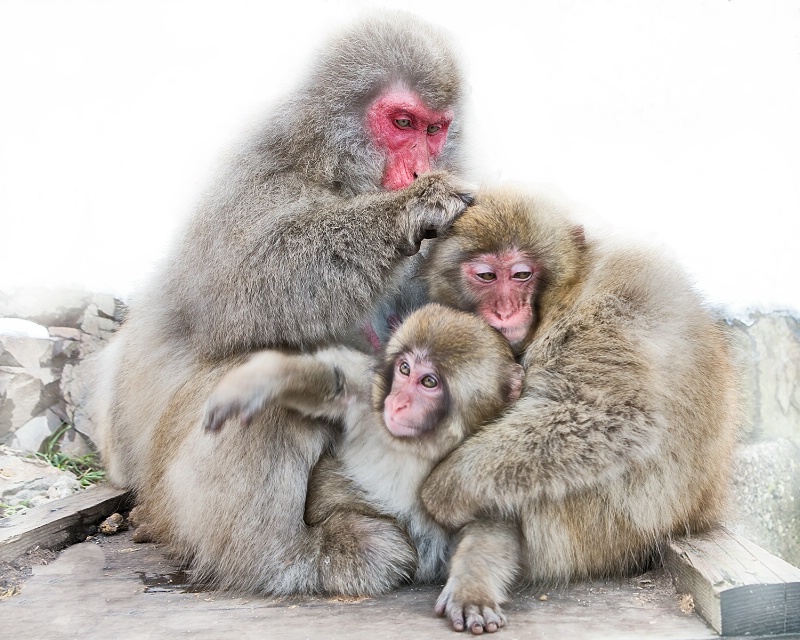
[476,272,496,281]
[513,272,532,281]
[426,124,441,134]
[395,118,412,128]
[420,375,438,389]
[398,361,410,376]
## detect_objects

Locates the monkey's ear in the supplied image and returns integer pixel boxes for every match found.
[507,363,524,402]
[570,224,587,250]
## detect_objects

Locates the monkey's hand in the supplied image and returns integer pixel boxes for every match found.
[202,351,291,432]
[402,171,474,255]
[436,521,519,634]
[436,577,507,635]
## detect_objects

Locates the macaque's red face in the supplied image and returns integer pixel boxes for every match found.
[366,88,453,190]
[462,249,538,347]
[383,352,446,437]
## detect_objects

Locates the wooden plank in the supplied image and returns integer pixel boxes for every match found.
[664,526,800,636]
[3,530,718,640]
[0,484,132,562]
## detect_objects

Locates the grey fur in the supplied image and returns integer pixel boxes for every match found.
[89,12,471,594]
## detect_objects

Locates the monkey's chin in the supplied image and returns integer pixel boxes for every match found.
[496,325,528,347]
[384,421,422,439]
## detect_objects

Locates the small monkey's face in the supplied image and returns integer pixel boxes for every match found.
[462,249,538,347]
[382,351,448,438]
[366,86,453,190]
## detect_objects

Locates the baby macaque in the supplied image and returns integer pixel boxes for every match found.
[202,303,522,598]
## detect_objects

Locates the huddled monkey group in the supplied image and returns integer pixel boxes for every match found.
[89,11,740,636]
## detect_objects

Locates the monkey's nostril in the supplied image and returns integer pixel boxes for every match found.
[413,172,419,179]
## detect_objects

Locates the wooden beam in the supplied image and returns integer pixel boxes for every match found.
[664,526,800,636]
[0,484,132,563]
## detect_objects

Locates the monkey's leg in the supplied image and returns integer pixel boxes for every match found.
[303,457,419,595]
[311,510,418,595]
[436,521,522,634]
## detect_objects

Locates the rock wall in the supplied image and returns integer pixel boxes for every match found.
[726,312,800,566]
[0,288,124,456]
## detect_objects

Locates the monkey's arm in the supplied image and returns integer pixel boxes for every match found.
[435,520,521,634]
[181,171,473,359]
[421,372,662,530]
[202,347,374,432]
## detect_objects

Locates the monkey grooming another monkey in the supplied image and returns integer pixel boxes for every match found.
[89,13,474,594]
[421,186,741,634]
[201,304,522,597]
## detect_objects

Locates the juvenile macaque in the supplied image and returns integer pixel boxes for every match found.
[201,304,523,594]
[421,186,741,633]
[89,12,474,594]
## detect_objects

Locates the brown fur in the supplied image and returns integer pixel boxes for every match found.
[201,304,522,590]
[421,186,741,630]
[88,12,473,595]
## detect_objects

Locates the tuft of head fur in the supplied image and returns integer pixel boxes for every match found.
[256,10,467,193]
[373,303,518,447]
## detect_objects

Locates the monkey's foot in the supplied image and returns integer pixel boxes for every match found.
[435,577,507,634]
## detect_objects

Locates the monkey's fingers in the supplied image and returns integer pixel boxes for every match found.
[435,580,506,635]
[201,405,230,432]
[201,399,249,433]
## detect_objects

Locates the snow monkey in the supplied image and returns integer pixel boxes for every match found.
[421,186,741,634]
[201,304,523,594]
[89,13,474,593]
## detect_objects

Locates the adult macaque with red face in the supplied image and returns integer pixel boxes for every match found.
[422,186,740,633]
[89,13,473,595]
[367,88,454,191]
[201,304,523,595]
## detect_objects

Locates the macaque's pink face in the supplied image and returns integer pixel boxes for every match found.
[383,352,445,437]
[462,250,537,347]
[366,88,453,190]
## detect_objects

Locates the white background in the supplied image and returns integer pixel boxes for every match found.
[1,0,798,317]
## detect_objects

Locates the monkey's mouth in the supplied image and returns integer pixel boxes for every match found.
[494,324,528,346]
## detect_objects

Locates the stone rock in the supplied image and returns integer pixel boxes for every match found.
[0,288,94,328]
[48,326,82,341]
[728,438,800,567]
[56,426,93,458]
[0,332,54,370]
[60,360,96,443]
[0,445,81,507]
[0,289,125,453]
[0,367,59,439]
[7,410,63,453]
